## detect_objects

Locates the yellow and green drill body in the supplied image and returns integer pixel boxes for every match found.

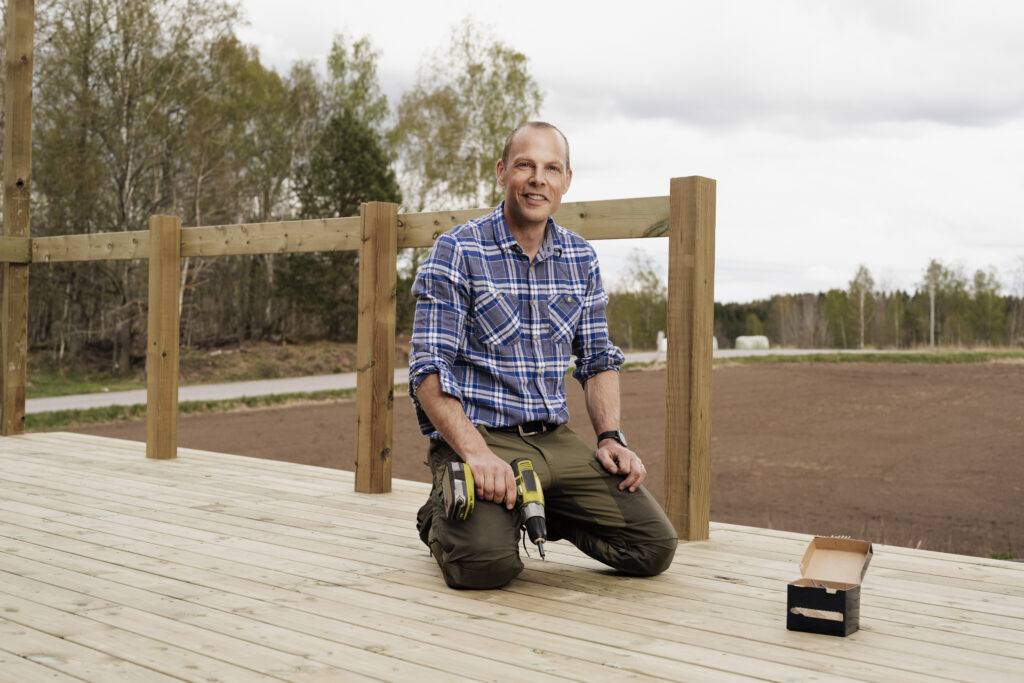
[441,457,548,559]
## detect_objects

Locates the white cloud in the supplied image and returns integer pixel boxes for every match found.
[236,0,1024,300]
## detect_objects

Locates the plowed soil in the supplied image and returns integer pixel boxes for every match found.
[73,362,1024,558]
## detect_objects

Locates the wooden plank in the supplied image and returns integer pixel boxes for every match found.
[0,0,34,436]
[5,434,1024,683]
[0,235,30,262]
[397,196,669,248]
[30,231,149,263]
[0,594,312,682]
[180,216,360,257]
[145,216,180,460]
[4,454,1019,651]
[664,176,716,540]
[355,202,398,493]
[29,198,668,263]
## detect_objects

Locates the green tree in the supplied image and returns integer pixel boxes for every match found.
[744,313,764,336]
[391,18,543,210]
[606,250,667,350]
[326,33,389,133]
[822,289,852,348]
[917,259,971,347]
[970,267,1005,346]
[32,0,239,374]
[277,111,401,340]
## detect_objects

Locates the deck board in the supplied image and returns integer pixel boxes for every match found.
[2,433,1022,682]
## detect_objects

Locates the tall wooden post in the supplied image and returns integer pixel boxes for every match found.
[146,215,181,460]
[664,176,716,540]
[355,202,398,493]
[1,0,34,435]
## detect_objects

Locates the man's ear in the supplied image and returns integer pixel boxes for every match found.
[564,167,573,193]
[495,159,506,187]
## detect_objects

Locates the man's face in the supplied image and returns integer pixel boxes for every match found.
[496,126,572,231]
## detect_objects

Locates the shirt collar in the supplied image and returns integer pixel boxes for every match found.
[492,201,563,261]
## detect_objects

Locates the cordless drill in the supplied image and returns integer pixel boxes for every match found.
[440,457,548,559]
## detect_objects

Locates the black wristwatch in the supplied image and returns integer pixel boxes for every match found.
[598,430,628,448]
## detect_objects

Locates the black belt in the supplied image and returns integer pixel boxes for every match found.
[491,421,559,437]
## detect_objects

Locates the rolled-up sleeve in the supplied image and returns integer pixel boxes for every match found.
[571,252,625,385]
[408,235,470,430]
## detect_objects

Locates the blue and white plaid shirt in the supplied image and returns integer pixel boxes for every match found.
[409,203,625,437]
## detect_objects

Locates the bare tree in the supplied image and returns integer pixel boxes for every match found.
[848,265,875,349]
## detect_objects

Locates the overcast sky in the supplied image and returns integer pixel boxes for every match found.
[237,0,1024,303]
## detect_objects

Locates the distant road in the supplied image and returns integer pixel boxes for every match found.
[26,348,908,414]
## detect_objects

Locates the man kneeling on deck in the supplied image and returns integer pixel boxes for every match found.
[409,122,677,589]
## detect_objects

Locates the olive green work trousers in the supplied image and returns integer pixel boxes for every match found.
[416,424,678,589]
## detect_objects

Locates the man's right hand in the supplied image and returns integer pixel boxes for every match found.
[463,450,517,510]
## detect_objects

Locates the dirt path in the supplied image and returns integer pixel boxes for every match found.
[72,362,1024,558]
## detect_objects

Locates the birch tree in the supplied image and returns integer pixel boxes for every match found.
[391,18,543,210]
[848,265,875,349]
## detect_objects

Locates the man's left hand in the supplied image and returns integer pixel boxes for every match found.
[594,440,646,492]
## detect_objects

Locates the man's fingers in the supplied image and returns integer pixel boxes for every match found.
[472,461,516,507]
[505,471,518,510]
[595,448,618,473]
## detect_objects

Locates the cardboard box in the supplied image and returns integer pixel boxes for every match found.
[787,536,873,636]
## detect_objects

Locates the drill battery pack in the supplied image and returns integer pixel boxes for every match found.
[441,461,475,521]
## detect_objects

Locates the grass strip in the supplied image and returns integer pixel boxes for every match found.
[712,350,1024,365]
[27,386,365,431]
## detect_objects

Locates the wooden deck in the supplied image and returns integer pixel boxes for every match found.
[1,433,1021,682]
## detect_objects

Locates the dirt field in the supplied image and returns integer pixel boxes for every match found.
[72,362,1024,559]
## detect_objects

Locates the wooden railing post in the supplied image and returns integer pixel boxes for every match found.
[664,176,716,541]
[146,215,181,460]
[355,202,398,493]
[1,0,34,436]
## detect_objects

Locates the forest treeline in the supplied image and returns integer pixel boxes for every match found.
[712,261,1024,350]
[5,2,541,375]
[603,252,1023,352]
[3,2,1021,378]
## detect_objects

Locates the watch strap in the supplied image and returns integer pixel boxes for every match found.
[597,430,627,447]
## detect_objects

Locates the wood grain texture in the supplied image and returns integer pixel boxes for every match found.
[1,432,1021,682]
[29,198,665,263]
[664,176,716,541]
[0,236,30,263]
[0,0,34,436]
[145,216,181,460]
[355,202,398,493]
[397,196,669,248]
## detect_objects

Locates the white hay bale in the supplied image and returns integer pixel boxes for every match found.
[735,335,770,350]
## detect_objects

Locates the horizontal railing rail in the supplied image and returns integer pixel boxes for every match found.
[0,196,670,264]
[0,184,715,541]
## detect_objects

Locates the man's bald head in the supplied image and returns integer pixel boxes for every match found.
[501,121,571,171]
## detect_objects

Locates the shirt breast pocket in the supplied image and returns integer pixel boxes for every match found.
[548,293,583,342]
[471,289,522,346]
